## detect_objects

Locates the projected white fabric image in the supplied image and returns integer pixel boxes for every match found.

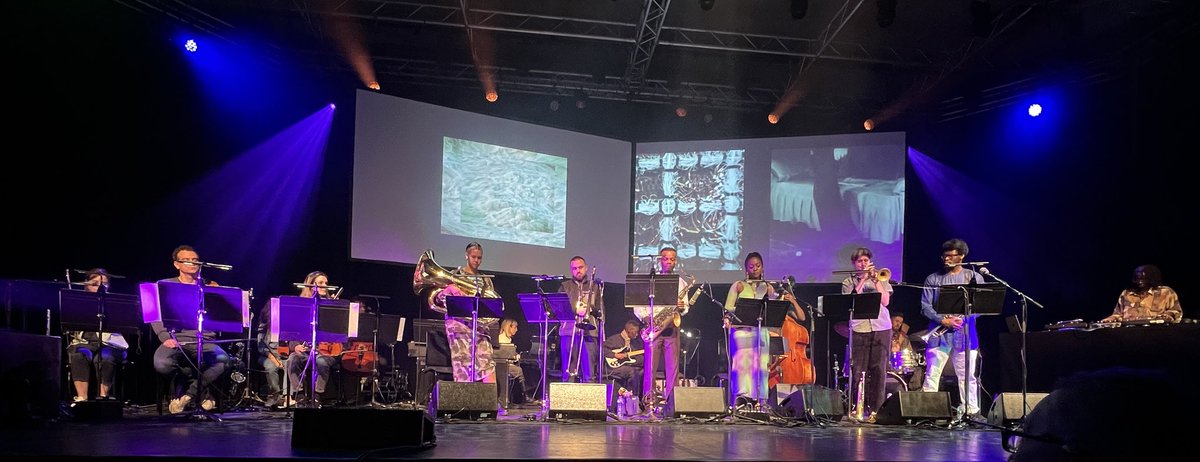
[441,137,568,248]
[632,150,745,271]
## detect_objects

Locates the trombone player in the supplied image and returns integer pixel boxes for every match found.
[557,256,602,383]
[838,247,893,423]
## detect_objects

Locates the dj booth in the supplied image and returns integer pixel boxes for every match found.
[998,323,1200,392]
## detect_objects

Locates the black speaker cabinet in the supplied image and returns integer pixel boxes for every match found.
[548,382,609,421]
[431,381,497,420]
[0,332,61,423]
[987,392,1049,426]
[875,391,953,425]
[779,385,844,421]
[292,408,435,449]
[671,386,726,418]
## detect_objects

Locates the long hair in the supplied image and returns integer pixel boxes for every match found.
[299,271,327,298]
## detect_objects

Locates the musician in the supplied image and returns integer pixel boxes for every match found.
[431,242,498,383]
[840,247,893,423]
[67,268,128,402]
[151,245,232,414]
[255,302,284,408]
[636,246,690,415]
[722,252,775,404]
[603,319,645,399]
[557,256,602,383]
[920,238,984,419]
[495,318,529,404]
[1099,265,1182,324]
[285,271,343,406]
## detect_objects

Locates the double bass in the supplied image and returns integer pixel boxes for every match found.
[769,290,816,387]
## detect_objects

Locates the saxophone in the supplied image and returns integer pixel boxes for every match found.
[643,273,702,343]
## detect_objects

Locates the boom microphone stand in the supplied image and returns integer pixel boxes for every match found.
[178,258,233,421]
[977,266,1043,427]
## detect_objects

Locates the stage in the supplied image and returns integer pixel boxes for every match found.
[0,403,1009,461]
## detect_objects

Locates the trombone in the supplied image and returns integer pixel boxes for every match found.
[831,267,891,282]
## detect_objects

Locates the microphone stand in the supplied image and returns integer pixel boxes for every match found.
[535,280,552,418]
[979,268,1044,428]
[187,261,228,422]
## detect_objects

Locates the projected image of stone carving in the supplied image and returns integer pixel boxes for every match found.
[631,149,745,271]
[441,137,568,248]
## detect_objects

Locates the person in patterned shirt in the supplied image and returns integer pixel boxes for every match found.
[1100,265,1182,323]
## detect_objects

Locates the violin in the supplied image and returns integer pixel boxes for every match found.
[340,341,377,373]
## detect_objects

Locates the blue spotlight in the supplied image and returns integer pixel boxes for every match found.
[184,39,198,53]
[330,103,336,110]
[1028,103,1042,117]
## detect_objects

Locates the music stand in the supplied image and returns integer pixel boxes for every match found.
[445,294,501,383]
[350,312,402,407]
[141,281,250,420]
[269,295,359,407]
[817,291,881,418]
[727,297,789,412]
[60,289,142,336]
[935,282,1006,425]
[518,291,570,418]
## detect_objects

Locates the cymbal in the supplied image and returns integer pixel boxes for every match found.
[834,321,850,339]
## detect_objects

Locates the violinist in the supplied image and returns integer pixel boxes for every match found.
[285,271,344,406]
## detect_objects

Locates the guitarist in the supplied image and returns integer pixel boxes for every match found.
[603,319,645,399]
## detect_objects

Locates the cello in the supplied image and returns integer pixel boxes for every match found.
[769,293,816,387]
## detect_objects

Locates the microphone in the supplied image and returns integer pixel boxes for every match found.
[531,274,565,281]
[978,267,992,276]
[631,254,659,260]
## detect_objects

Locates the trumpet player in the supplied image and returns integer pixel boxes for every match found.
[920,238,985,419]
[839,247,893,423]
[557,256,602,383]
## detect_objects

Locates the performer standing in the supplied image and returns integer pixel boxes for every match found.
[920,238,984,419]
[722,252,773,404]
[151,245,232,414]
[840,247,893,423]
[426,242,499,383]
[636,247,690,415]
[557,256,602,383]
[66,268,128,402]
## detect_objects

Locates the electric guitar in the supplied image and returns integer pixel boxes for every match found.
[605,347,645,368]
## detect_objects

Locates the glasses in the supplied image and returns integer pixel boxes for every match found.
[941,253,963,259]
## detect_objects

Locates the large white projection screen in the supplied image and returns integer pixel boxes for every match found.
[352,91,632,278]
[633,132,907,284]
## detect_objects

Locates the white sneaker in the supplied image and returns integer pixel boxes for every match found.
[201,399,216,411]
[73,396,87,403]
[169,395,192,414]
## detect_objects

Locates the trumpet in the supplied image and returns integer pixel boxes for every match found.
[832,267,891,282]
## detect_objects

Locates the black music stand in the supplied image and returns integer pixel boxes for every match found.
[59,289,142,336]
[142,281,249,421]
[935,282,1006,425]
[270,295,358,407]
[818,291,881,416]
[518,291,570,417]
[624,273,681,338]
[445,295,502,382]
[350,312,402,407]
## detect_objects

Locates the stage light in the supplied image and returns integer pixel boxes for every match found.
[675,106,688,118]
[550,100,560,111]
[184,39,198,53]
[768,113,780,124]
[330,103,337,110]
[790,0,808,19]
[699,0,715,11]
[485,91,498,103]
[877,0,897,28]
[367,81,380,91]
[864,119,875,131]
[1028,103,1042,117]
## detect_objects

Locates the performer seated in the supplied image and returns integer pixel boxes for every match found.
[557,256,602,383]
[151,245,232,414]
[1100,264,1182,324]
[603,319,645,399]
[286,271,343,406]
[67,268,128,402]
[495,318,530,404]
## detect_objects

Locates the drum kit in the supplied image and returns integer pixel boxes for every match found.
[834,321,925,395]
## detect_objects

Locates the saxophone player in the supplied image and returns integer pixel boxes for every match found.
[636,247,690,417]
[557,256,602,383]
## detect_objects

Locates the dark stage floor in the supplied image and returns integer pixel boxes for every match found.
[0,402,1010,461]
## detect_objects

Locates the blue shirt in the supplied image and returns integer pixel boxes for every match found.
[920,269,985,350]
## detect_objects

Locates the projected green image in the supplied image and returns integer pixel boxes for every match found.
[441,137,568,248]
